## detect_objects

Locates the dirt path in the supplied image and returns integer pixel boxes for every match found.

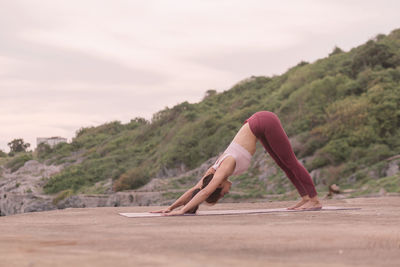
[1,197,399,267]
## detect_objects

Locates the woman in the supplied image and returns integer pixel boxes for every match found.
[152,111,322,216]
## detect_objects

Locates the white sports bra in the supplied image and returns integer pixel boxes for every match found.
[212,142,252,176]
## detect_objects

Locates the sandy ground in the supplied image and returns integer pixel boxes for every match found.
[1,197,400,267]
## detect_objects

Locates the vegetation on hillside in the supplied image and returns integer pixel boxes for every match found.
[0,150,7,158]
[5,153,33,173]
[7,138,30,155]
[11,29,400,196]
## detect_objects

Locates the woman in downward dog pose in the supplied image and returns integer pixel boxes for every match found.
[152,111,322,216]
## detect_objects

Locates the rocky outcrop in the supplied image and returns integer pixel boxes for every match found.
[55,191,168,209]
[0,192,55,215]
[386,156,400,177]
[0,159,188,216]
[0,160,62,216]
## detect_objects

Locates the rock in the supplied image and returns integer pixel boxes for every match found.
[156,163,188,178]
[368,169,380,179]
[54,191,169,210]
[325,184,341,199]
[56,195,109,209]
[0,157,196,216]
[0,160,63,216]
[385,160,399,177]
[310,169,322,184]
[289,135,304,155]
[0,192,55,216]
[378,188,387,196]
[330,184,340,194]
[105,191,165,207]
[347,174,357,184]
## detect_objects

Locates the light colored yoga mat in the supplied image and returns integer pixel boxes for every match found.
[119,206,361,218]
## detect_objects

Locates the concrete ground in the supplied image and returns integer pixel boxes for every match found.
[1,197,399,267]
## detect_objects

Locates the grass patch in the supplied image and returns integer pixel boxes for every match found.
[77,183,108,194]
[5,153,33,173]
[350,174,400,197]
[52,189,74,205]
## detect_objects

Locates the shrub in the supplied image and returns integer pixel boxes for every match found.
[350,41,397,77]
[52,189,74,205]
[320,139,351,164]
[329,46,343,56]
[0,150,7,157]
[307,156,330,171]
[36,143,52,160]
[5,153,33,172]
[362,144,393,165]
[299,135,328,157]
[43,166,86,194]
[113,167,150,192]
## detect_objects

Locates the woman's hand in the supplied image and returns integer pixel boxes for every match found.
[162,209,185,216]
[150,207,172,213]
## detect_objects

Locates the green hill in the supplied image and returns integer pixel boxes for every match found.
[12,29,400,199]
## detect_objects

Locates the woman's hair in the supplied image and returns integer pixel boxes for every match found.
[185,173,222,214]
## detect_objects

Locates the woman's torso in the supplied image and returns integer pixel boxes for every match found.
[212,122,257,176]
[232,122,257,155]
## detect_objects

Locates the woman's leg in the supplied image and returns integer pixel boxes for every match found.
[258,135,308,196]
[246,111,321,209]
[258,136,315,209]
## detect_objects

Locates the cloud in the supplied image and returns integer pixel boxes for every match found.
[0,25,168,86]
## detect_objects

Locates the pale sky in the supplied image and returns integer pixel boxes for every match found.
[1,0,399,152]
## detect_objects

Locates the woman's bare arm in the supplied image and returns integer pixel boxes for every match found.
[168,167,217,209]
[169,187,198,210]
[151,186,197,213]
[166,157,235,215]
[151,167,216,213]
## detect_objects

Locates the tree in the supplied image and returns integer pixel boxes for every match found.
[7,138,30,153]
[329,46,343,56]
[204,89,217,99]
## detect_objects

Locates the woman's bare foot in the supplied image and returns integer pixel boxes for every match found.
[287,195,310,210]
[295,196,322,211]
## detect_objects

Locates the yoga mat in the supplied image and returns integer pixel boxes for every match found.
[119,206,361,218]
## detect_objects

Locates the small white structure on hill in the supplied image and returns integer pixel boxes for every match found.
[37,136,68,148]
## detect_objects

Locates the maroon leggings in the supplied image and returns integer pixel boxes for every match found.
[245,111,317,198]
